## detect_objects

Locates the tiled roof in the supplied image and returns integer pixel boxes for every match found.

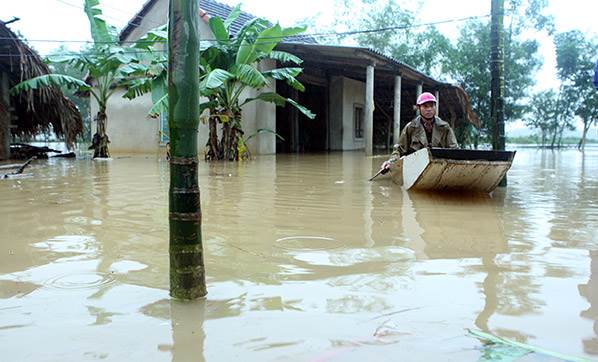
[119,0,316,44]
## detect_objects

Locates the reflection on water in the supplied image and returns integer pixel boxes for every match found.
[0,148,597,361]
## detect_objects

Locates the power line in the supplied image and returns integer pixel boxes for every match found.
[52,0,164,30]
[2,13,491,45]
[0,13,492,58]
[53,0,138,26]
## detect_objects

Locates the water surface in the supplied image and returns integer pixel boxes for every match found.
[0,148,597,361]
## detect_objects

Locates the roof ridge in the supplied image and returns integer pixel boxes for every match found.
[119,0,316,44]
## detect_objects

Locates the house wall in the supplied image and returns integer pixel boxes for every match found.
[253,59,276,155]
[90,90,214,156]
[98,0,275,156]
[342,77,366,150]
[90,90,160,154]
[125,1,169,42]
[328,76,366,151]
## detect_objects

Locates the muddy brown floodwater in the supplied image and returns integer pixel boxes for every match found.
[0,147,597,361]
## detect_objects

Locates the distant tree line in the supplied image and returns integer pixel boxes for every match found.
[311,0,597,149]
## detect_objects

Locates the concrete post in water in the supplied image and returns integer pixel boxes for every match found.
[393,74,402,146]
[168,0,207,299]
[365,64,375,156]
[490,0,506,185]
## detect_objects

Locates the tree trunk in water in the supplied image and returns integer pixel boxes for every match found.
[219,122,239,161]
[90,106,110,158]
[490,0,505,151]
[205,117,220,161]
[550,125,557,148]
[556,119,567,148]
[578,120,590,150]
[220,122,230,160]
[229,124,239,161]
[168,0,206,300]
[490,0,506,185]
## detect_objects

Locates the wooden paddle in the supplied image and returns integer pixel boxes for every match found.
[368,166,390,181]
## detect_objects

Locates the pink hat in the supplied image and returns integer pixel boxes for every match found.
[416,92,437,105]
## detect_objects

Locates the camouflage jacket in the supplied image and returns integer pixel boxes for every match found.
[388,116,458,162]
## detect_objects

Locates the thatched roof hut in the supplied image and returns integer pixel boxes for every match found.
[0,21,83,157]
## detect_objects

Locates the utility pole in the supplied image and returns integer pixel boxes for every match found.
[490,0,506,185]
[168,0,206,299]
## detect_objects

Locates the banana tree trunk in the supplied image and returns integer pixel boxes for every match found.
[220,122,232,160]
[220,118,240,161]
[205,117,220,160]
[91,104,110,158]
[168,0,206,300]
[229,124,239,161]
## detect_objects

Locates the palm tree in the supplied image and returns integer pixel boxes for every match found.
[167,0,206,300]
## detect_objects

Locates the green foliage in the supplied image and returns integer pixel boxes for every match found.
[507,135,597,145]
[197,9,313,159]
[553,30,598,148]
[10,74,90,94]
[337,0,452,77]
[83,0,117,45]
[44,45,93,142]
[319,0,551,147]
[524,89,558,145]
[10,0,169,157]
[447,19,541,144]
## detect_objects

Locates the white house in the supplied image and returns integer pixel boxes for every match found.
[94,0,479,156]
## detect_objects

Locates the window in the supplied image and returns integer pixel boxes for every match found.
[354,104,364,139]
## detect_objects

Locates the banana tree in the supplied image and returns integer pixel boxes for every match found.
[10,0,148,158]
[130,6,315,161]
[201,10,315,160]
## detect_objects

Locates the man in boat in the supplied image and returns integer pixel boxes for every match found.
[380,92,458,170]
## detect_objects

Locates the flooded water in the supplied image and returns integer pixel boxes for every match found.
[1,147,597,361]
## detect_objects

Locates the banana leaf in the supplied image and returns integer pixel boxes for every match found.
[469,329,590,362]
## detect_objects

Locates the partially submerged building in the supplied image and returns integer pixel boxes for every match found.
[104,0,478,156]
[0,21,83,160]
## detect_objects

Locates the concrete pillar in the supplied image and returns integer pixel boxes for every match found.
[393,74,402,145]
[435,90,440,116]
[416,82,423,117]
[365,65,375,156]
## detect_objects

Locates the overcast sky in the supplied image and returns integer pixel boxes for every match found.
[3,0,597,132]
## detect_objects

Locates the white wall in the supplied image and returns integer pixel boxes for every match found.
[90,90,159,155]
[327,76,366,151]
[342,77,366,150]
[254,59,276,155]
[97,0,274,156]
[125,1,168,42]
